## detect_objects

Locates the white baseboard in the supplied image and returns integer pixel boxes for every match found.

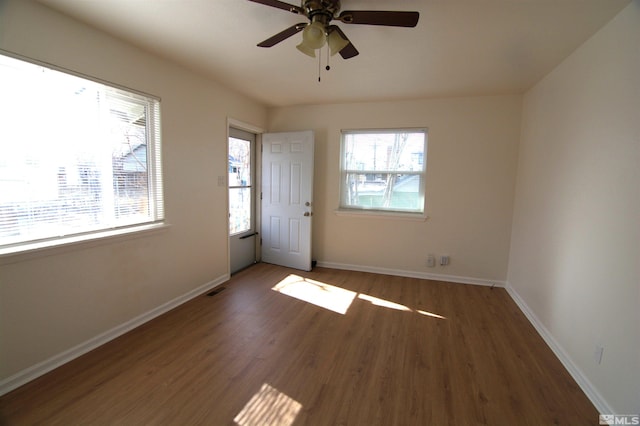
[0,274,229,397]
[315,260,506,287]
[505,282,613,414]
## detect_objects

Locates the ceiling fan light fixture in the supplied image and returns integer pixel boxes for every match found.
[327,30,349,56]
[301,21,326,50]
[296,42,316,57]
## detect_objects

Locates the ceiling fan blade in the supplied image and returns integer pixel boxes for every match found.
[257,23,306,47]
[247,0,303,15]
[329,26,359,59]
[337,10,419,27]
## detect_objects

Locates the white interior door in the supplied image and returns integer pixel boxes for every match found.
[261,130,314,271]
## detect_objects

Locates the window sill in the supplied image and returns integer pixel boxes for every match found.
[334,209,429,222]
[0,222,170,264]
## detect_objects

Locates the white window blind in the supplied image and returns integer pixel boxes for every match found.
[0,53,164,252]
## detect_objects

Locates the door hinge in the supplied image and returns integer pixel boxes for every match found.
[260,238,263,246]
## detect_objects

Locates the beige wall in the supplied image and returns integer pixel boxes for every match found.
[0,0,267,382]
[2,0,636,415]
[507,1,639,413]
[268,96,522,283]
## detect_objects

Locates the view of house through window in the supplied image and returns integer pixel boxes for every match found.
[228,136,252,235]
[0,53,163,251]
[340,129,427,214]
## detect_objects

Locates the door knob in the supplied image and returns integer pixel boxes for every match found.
[305,202,311,206]
[304,212,312,217]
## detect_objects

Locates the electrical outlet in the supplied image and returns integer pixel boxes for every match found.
[594,345,604,365]
[427,254,435,267]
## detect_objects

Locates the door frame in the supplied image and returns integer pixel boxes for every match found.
[227,118,264,274]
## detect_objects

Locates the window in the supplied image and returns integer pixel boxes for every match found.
[340,129,427,215]
[228,132,253,236]
[0,53,163,253]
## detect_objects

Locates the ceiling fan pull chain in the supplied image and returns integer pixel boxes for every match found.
[326,44,331,71]
[318,50,321,82]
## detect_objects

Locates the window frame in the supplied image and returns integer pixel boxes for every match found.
[338,128,428,219]
[0,50,165,258]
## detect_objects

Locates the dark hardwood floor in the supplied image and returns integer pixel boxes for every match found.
[0,263,599,425]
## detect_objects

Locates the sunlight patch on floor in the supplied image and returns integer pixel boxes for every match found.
[357,293,411,311]
[234,383,302,426]
[272,274,357,314]
[272,274,446,319]
[416,309,447,319]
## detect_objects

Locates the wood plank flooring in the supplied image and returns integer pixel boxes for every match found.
[0,263,599,425]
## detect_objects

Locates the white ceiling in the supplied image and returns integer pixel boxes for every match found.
[37,0,629,107]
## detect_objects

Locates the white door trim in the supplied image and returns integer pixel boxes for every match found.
[226,118,264,274]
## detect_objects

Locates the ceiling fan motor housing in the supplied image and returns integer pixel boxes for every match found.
[302,0,341,25]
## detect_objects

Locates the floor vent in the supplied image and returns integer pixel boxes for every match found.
[207,287,226,297]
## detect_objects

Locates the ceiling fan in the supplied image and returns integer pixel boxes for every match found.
[248,0,420,59]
